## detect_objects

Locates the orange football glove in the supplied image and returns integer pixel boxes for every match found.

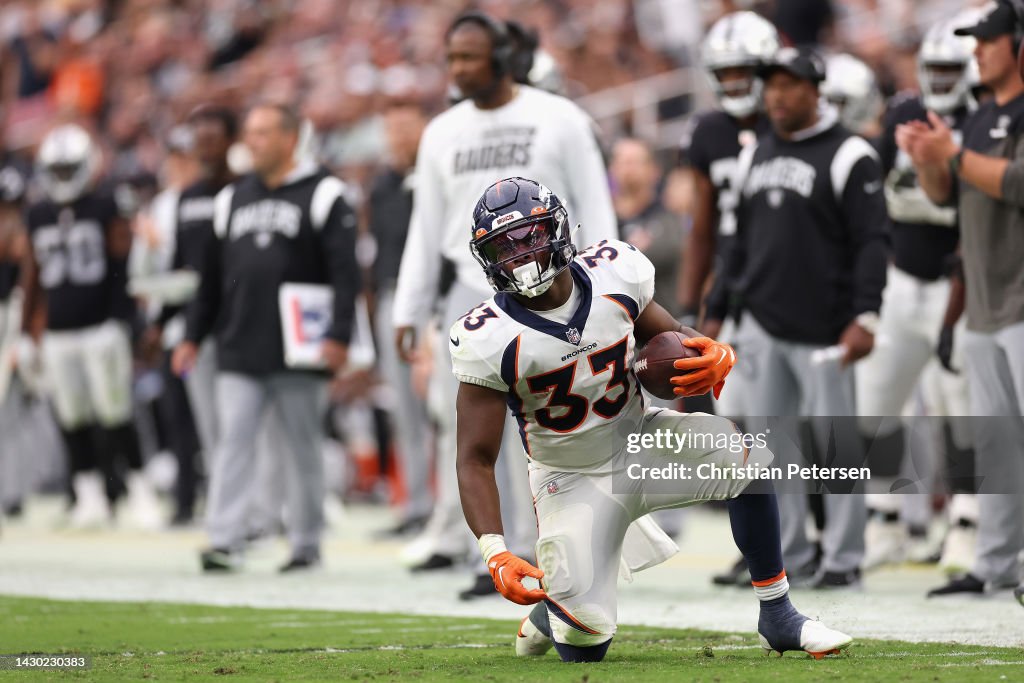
[670,336,736,400]
[487,551,547,605]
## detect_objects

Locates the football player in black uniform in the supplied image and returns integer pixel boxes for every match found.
[677,11,779,335]
[820,53,883,138]
[676,10,780,586]
[22,124,161,529]
[855,12,980,572]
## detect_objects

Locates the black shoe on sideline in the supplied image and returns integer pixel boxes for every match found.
[927,573,985,598]
[712,556,750,586]
[410,553,457,572]
[279,554,322,573]
[458,573,498,601]
[375,514,430,540]
[809,568,862,590]
[200,548,241,572]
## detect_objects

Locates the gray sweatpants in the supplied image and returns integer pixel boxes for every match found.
[375,287,432,519]
[184,339,219,470]
[0,377,28,509]
[206,371,328,556]
[963,321,1024,585]
[187,342,286,536]
[736,314,867,574]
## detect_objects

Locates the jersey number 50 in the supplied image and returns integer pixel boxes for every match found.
[34,222,106,288]
[525,336,632,432]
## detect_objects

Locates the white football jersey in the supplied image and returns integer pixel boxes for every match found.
[450,239,655,472]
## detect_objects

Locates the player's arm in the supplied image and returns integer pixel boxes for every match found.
[896,115,954,204]
[176,187,229,375]
[104,210,137,323]
[634,299,735,398]
[937,255,965,373]
[700,141,755,339]
[676,168,716,323]
[562,111,618,244]
[839,152,888,366]
[456,381,546,605]
[317,180,361,373]
[392,130,444,362]
[18,227,45,341]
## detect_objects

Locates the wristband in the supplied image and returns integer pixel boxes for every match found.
[948,148,964,175]
[478,534,508,563]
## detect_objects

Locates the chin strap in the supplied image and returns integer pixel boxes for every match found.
[512,261,555,297]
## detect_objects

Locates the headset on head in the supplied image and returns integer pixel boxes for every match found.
[448,11,515,79]
[1009,0,1024,54]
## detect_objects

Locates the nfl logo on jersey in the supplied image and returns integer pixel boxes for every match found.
[565,327,581,345]
[547,481,559,495]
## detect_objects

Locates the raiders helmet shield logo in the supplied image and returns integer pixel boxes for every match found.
[566,327,581,345]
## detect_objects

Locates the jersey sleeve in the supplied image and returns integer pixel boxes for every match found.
[630,246,656,313]
[678,114,712,175]
[580,239,656,314]
[448,318,508,392]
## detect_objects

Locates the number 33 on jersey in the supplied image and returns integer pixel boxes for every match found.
[450,239,656,472]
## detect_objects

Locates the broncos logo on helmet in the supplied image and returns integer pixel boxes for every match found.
[470,177,576,298]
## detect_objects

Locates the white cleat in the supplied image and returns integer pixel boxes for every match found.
[69,471,111,529]
[125,471,164,531]
[515,616,553,657]
[940,494,978,575]
[939,525,977,576]
[759,619,853,660]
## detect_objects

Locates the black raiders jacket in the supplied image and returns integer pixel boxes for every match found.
[185,162,360,376]
[706,107,889,345]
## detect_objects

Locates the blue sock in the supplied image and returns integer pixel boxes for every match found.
[726,490,784,583]
[728,489,807,650]
[528,602,551,638]
[552,639,612,663]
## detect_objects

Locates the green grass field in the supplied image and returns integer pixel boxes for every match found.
[0,596,1021,682]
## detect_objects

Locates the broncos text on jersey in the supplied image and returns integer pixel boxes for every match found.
[450,239,656,472]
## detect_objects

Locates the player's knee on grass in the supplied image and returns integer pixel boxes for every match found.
[552,638,613,663]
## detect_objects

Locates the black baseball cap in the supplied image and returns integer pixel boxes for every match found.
[955,1,1017,40]
[756,46,826,85]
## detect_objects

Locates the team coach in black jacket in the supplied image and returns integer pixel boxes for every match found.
[705,47,889,589]
[173,103,359,572]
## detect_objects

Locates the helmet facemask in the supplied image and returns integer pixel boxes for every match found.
[36,125,100,204]
[472,207,575,297]
[708,64,762,118]
[920,62,972,114]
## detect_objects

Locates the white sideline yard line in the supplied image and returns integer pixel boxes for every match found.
[1,501,1023,648]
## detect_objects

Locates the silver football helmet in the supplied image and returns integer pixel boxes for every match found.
[529,50,566,96]
[918,10,981,114]
[36,124,100,204]
[700,11,781,118]
[821,53,882,134]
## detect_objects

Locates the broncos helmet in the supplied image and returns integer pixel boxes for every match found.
[701,11,781,118]
[821,53,882,134]
[918,10,981,115]
[36,124,100,204]
[470,177,576,298]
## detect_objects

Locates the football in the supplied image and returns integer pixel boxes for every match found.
[633,330,701,400]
